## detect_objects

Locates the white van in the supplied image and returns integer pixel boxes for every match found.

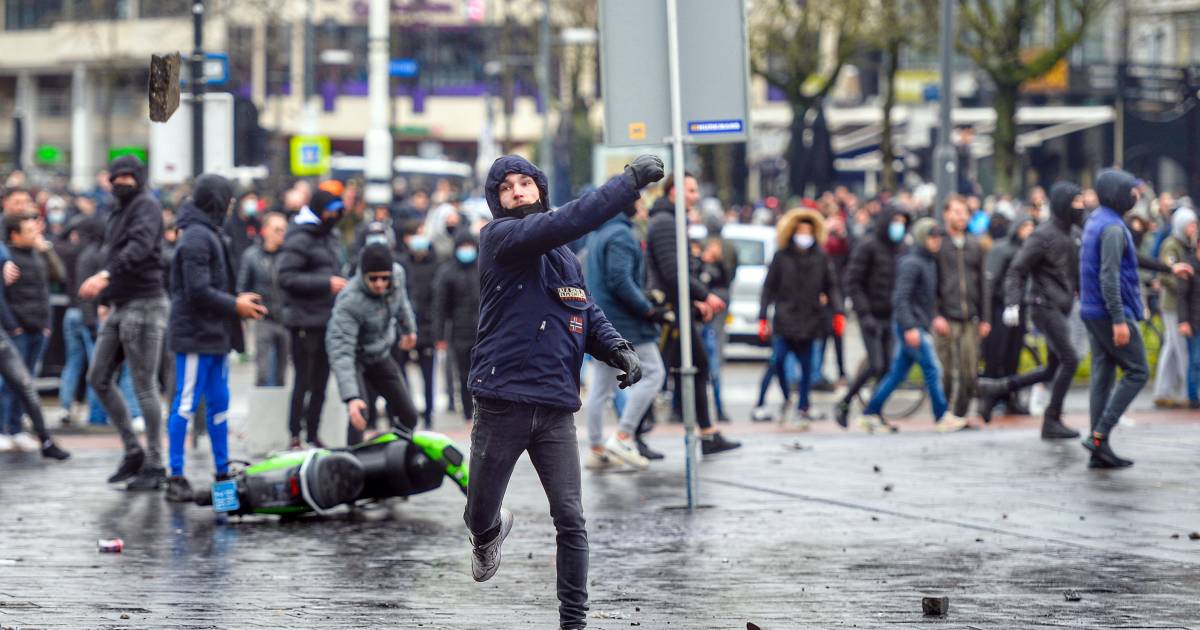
[720,223,777,348]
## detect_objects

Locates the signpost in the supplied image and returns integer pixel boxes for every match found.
[290,135,331,177]
[599,0,749,510]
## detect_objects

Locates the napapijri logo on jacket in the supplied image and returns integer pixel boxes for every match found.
[569,315,584,334]
[557,287,587,302]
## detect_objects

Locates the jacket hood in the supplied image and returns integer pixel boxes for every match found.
[1095,169,1139,214]
[108,155,146,189]
[67,215,106,246]
[776,208,825,250]
[1007,216,1036,244]
[175,199,218,232]
[192,173,234,227]
[484,155,549,218]
[1172,207,1197,243]
[1049,181,1083,226]
[875,203,911,243]
[453,230,480,249]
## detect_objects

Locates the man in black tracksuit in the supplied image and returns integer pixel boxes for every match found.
[79,155,170,489]
[977,183,1085,438]
[434,232,481,423]
[398,223,440,428]
[835,203,909,427]
[277,190,346,449]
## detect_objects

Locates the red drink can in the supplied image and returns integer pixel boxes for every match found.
[98,538,123,553]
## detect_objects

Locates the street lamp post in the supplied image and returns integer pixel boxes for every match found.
[932,0,956,220]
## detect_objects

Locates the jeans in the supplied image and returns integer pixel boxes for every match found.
[288,326,330,442]
[934,319,980,418]
[864,324,948,420]
[1006,306,1079,419]
[89,365,141,425]
[452,342,475,421]
[841,315,894,406]
[167,353,230,477]
[585,342,667,447]
[464,399,588,628]
[778,337,814,411]
[253,319,290,387]
[398,346,436,428]
[346,354,419,444]
[88,295,168,466]
[701,324,727,419]
[755,334,801,407]
[1,330,47,435]
[0,329,50,441]
[1083,318,1149,437]
[1185,333,1200,403]
[1153,311,1189,402]
[59,308,91,412]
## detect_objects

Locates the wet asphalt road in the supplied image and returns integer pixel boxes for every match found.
[2,355,1200,630]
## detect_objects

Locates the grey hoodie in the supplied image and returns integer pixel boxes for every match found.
[325,263,416,402]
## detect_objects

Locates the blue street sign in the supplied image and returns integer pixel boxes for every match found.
[204,52,230,86]
[389,58,420,78]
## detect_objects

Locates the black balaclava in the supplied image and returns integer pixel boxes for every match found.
[192,174,235,228]
[310,189,345,235]
[1049,181,1083,228]
[108,154,146,206]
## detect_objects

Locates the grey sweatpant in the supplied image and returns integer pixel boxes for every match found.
[585,342,666,447]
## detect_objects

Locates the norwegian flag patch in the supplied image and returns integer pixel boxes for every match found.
[569,315,584,334]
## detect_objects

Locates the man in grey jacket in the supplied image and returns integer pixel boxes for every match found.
[326,244,420,443]
[237,211,289,386]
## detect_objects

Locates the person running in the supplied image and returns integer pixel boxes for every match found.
[835,203,909,427]
[79,156,170,490]
[758,208,843,428]
[976,182,1086,438]
[465,154,661,630]
[1078,169,1193,468]
[860,218,968,433]
[164,175,268,502]
[326,244,420,443]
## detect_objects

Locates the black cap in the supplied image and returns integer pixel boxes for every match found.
[360,243,393,275]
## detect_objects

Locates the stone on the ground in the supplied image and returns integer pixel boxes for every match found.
[922,596,949,616]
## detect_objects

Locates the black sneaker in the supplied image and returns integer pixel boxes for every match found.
[834,401,850,428]
[1082,434,1133,469]
[1040,416,1080,440]
[126,466,167,491]
[701,432,741,455]
[636,437,664,461]
[165,476,193,502]
[107,447,145,483]
[975,378,1008,424]
[308,438,327,449]
[41,440,71,461]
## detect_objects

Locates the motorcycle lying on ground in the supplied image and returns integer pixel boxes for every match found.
[193,430,468,517]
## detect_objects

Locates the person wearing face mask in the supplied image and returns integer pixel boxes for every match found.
[1077,169,1194,468]
[465,154,661,630]
[163,174,268,502]
[397,222,440,428]
[238,211,290,387]
[326,244,419,445]
[78,155,171,490]
[222,192,262,272]
[433,233,481,423]
[757,208,843,428]
[277,189,348,449]
[834,203,910,429]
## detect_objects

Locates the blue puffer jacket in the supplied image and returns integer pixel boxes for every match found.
[585,215,658,345]
[1080,169,1143,322]
[469,156,639,411]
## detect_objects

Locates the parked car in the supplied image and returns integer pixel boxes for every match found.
[720,223,776,349]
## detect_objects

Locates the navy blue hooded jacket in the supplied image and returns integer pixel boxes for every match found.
[585,214,658,345]
[1080,169,1143,323]
[469,156,639,411]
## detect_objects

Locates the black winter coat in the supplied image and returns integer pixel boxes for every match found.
[758,244,841,341]
[101,188,166,305]
[399,250,441,348]
[277,222,344,329]
[168,202,244,355]
[4,245,62,331]
[1005,204,1081,315]
[434,258,481,347]
[236,244,283,320]
[894,248,939,332]
[1178,248,1200,329]
[844,206,909,321]
[645,197,710,309]
[935,234,990,323]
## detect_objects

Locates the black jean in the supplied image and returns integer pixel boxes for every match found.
[288,326,330,442]
[1007,306,1079,419]
[452,342,474,421]
[464,398,588,628]
[1083,318,1149,437]
[983,303,1025,379]
[398,345,436,428]
[0,328,50,442]
[841,315,893,406]
[661,322,713,430]
[346,354,419,444]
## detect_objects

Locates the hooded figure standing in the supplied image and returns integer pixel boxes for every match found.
[1078,169,1193,468]
[277,189,347,449]
[465,154,663,630]
[164,175,268,502]
[977,182,1087,438]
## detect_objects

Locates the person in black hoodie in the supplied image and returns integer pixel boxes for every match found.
[980,214,1035,413]
[164,174,268,502]
[79,155,170,490]
[434,232,481,423]
[834,203,909,427]
[277,189,346,449]
[398,222,439,428]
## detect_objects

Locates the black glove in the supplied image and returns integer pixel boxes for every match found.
[608,341,643,389]
[624,155,665,189]
[645,305,676,325]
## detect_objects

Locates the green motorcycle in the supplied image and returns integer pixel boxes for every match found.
[194,430,469,516]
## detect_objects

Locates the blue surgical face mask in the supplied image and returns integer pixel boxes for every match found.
[888,221,906,243]
[793,233,814,249]
[242,200,258,216]
[409,235,431,252]
[456,247,478,264]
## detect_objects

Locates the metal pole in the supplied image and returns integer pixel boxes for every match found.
[537,0,553,172]
[666,0,699,511]
[932,0,955,221]
[303,0,318,134]
[364,0,393,205]
[191,0,205,178]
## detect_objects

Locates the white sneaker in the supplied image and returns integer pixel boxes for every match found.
[584,450,622,472]
[471,508,513,582]
[778,402,795,425]
[11,432,39,452]
[935,415,970,433]
[604,435,650,470]
[1119,414,1136,428]
[131,416,146,433]
[751,406,774,422]
[1029,384,1049,417]
[0,434,13,452]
